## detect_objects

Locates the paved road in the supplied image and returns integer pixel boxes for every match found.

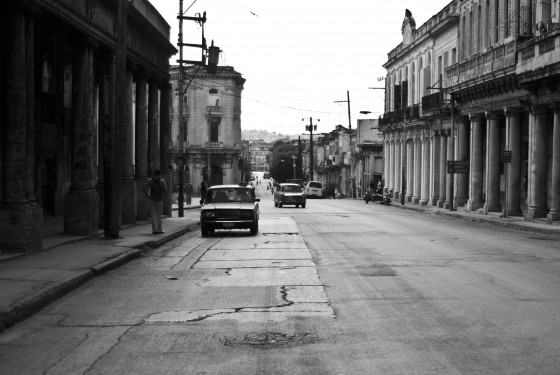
[1,181,559,374]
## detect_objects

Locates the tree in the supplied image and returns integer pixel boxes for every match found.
[268,140,298,182]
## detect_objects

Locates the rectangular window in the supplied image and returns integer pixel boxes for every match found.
[452,48,457,64]
[210,121,219,142]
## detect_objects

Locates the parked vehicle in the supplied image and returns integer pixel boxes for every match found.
[304,181,323,198]
[200,183,260,236]
[364,188,391,205]
[274,183,306,208]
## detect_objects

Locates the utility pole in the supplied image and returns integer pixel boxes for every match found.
[176,3,209,216]
[303,117,318,181]
[108,0,128,238]
[335,91,354,198]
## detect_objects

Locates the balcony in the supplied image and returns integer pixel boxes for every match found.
[445,40,517,90]
[207,106,223,115]
[422,92,443,113]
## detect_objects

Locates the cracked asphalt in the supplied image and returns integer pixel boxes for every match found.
[1,182,560,374]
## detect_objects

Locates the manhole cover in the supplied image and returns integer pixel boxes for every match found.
[223,332,318,349]
[355,265,396,277]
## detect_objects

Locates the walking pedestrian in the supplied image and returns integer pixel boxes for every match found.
[142,169,168,234]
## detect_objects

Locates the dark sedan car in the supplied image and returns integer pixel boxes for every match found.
[200,184,260,236]
[273,183,306,208]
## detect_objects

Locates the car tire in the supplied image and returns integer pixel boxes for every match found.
[274,201,278,207]
[250,220,258,235]
[279,203,283,208]
[302,203,306,208]
[295,204,299,208]
[201,228,209,237]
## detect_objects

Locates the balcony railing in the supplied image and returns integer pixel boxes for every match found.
[422,92,443,113]
[445,40,516,88]
[207,106,223,114]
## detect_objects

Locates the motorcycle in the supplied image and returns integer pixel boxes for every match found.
[363,189,391,205]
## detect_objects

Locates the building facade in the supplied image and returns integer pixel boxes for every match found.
[380,0,560,223]
[249,140,272,172]
[1,0,176,252]
[169,65,245,193]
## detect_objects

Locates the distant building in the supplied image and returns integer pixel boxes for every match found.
[248,140,272,172]
[169,65,246,190]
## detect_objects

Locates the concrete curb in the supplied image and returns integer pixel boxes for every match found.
[0,223,199,334]
[393,203,560,237]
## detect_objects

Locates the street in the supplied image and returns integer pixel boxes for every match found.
[1,181,560,374]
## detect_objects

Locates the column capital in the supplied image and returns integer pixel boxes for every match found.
[485,110,504,120]
[469,112,485,122]
[532,105,549,116]
[503,107,524,117]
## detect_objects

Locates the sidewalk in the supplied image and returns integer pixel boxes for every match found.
[0,201,202,334]
[383,198,560,237]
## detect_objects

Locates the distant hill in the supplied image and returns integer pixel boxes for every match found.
[242,129,298,143]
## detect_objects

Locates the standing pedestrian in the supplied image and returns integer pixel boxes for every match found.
[185,182,193,205]
[200,180,208,204]
[142,169,167,234]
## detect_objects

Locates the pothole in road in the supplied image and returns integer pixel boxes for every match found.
[223,331,319,349]
[355,264,396,277]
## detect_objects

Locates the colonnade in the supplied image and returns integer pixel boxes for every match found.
[382,106,560,223]
[0,4,172,252]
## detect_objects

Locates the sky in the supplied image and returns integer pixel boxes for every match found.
[150,0,452,136]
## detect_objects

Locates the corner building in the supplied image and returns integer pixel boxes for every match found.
[169,65,245,191]
[381,0,560,223]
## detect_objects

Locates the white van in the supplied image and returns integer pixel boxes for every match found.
[304,181,323,198]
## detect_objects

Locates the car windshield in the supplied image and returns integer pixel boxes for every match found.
[281,185,301,192]
[309,182,322,188]
[207,188,253,203]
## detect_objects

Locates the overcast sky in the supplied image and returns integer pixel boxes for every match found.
[150,0,452,135]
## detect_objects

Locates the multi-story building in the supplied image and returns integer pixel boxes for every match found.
[380,0,560,223]
[248,140,272,172]
[0,1,176,252]
[169,65,246,191]
[355,119,384,196]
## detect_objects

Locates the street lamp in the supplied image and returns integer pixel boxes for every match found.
[292,156,297,179]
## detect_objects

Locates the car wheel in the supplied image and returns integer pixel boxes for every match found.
[209,228,215,234]
[279,203,283,208]
[201,228,209,237]
[250,220,258,235]
[295,204,299,208]
[302,203,306,208]
[274,201,278,207]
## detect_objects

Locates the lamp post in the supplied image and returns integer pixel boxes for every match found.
[292,156,297,179]
[303,117,319,181]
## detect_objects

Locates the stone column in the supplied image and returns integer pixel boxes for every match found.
[383,139,389,188]
[121,66,137,224]
[484,112,502,213]
[547,105,560,223]
[413,135,422,204]
[468,114,484,212]
[547,106,560,222]
[135,71,149,220]
[420,132,430,206]
[0,5,43,252]
[387,138,394,193]
[63,38,99,235]
[430,130,441,206]
[406,139,414,202]
[394,137,401,199]
[160,82,172,216]
[506,108,523,216]
[400,136,407,200]
[527,107,549,219]
[456,117,469,207]
[148,78,160,174]
[445,127,455,210]
[437,130,447,207]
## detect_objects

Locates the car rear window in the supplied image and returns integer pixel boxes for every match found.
[281,185,301,192]
[207,188,253,202]
[309,182,322,188]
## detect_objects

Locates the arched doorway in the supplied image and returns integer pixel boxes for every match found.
[203,165,224,186]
